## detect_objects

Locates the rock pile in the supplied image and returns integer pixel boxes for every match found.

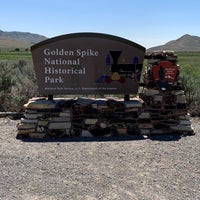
[139,50,194,134]
[72,97,143,137]
[17,97,144,138]
[17,98,74,139]
[16,51,194,139]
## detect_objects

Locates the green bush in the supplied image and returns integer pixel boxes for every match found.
[0,60,38,112]
[178,52,200,116]
[179,71,200,103]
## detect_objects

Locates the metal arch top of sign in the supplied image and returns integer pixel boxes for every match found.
[31,32,146,95]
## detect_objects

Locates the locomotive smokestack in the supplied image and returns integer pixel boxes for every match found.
[110,50,122,65]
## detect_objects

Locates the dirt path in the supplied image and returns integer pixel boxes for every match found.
[0,117,200,200]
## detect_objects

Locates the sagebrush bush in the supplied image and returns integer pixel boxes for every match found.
[178,58,200,116]
[0,60,38,112]
[179,72,200,103]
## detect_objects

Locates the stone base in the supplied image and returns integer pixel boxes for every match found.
[16,96,194,139]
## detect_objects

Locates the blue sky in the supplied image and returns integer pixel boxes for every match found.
[1,0,200,48]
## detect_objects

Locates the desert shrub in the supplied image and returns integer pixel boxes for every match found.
[179,72,199,103]
[0,61,15,111]
[0,60,38,112]
[179,72,200,116]
[178,53,200,116]
[0,62,14,92]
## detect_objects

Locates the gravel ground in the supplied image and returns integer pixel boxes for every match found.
[0,117,199,200]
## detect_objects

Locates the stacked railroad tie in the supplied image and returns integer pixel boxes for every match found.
[139,88,194,134]
[72,97,143,137]
[139,50,194,135]
[17,95,193,139]
[17,97,74,139]
[17,97,144,139]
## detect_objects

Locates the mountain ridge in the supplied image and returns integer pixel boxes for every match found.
[0,30,47,50]
[147,34,200,52]
[0,30,199,52]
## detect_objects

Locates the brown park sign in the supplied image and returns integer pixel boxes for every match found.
[31,33,146,95]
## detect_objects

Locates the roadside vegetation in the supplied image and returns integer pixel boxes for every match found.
[0,50,199,115]
[178,52,200,116]
[0,50,37,112]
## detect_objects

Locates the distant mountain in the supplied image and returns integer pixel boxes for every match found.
[1,31,200,52]
[0,30,47,50]
[147,34,200,52]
